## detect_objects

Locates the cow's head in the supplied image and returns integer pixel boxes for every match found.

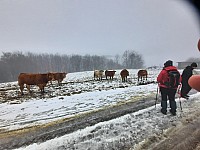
[62,72,67,78]
[100,70,104,73]
[47,72,55,81]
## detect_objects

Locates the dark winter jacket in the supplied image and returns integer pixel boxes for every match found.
[157,66,181,89]
[181,66,193,84]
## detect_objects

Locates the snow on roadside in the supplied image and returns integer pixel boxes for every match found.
[15,92,200,150]
[0,83,157,131]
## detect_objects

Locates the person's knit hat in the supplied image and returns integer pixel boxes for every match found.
[165,60,173,67]
[191,62,197,68]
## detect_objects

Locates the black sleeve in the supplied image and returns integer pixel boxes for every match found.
[182,68,192,80]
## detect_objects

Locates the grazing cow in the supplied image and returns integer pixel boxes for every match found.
[120,69,129,82]
[49,72,67,85]
[18,73,53,95]
[94,70,104,81]
[105,70,116,80]
[137,69,148,81]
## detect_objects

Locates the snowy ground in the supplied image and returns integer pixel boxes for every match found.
[0,68,199,149]
[0,69,158,131]
[15,92,200,150]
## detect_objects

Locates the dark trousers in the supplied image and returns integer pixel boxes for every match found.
[180,82,191,96]
[160,87,177,113]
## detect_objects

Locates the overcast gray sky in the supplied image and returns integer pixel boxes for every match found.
[0,0,199,67]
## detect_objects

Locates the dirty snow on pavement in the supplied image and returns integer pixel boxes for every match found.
[15,92,200,150]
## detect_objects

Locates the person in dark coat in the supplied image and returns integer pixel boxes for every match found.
[157,60,181,115]
[180,62,197,99]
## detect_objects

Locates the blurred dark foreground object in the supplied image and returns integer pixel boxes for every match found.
[186,0,200,16]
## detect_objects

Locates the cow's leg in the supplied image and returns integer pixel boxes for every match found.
[41,87,44,94]
[26,85,31,94]
[58,80,60,86]
[38,84,44,94]
[19,84,24,95]
[42,85,45,93]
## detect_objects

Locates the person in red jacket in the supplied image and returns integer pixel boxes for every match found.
[157,60,181,115]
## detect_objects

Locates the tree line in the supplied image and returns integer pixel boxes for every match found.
[0,50,144,83]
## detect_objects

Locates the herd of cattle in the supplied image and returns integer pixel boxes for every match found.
[94,69,148,82]
[17,69,148,95]
[18,72,67,95]
[94,69,130,82]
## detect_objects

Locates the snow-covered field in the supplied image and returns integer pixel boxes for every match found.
[0,68,200,150]
[0,69,158,131]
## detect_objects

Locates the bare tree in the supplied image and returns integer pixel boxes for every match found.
[122,50,129,68]
[122,50,144,69]
[0,51,124,82]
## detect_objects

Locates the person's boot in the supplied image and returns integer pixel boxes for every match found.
[161,108,167,115]
[181,95,189,100]
[161,100,167,115]
[170,109,176,116]
[185,94,190,98]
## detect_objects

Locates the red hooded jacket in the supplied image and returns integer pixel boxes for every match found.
[157,66,181,89]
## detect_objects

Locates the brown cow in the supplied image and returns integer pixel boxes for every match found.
[120,69,129,82]
[137,69,148,81]
[49,72,67,85]
[18,73,53,95]
[105,70,116,80]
